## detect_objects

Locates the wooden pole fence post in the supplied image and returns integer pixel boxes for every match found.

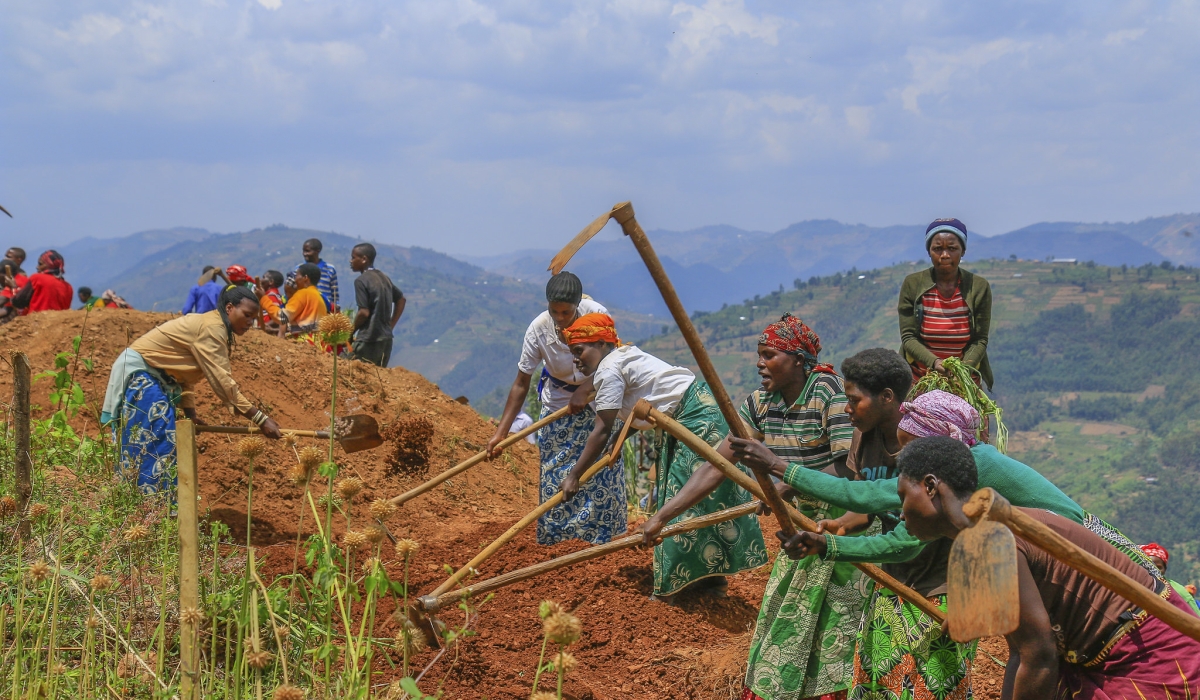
[177,418,201,700]
[12,351,32,540]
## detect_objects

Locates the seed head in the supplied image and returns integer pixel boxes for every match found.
[394,539,420,559]
[362,556,381,573]
[28,502,50,519]
[315,493,343,509]
[539,600,564,619]
[396,620,427,655]
[342,531,367,550]
[26,560,52,584]
[288,464,310,486]
[280,432,299,447]
[551,651,578,674]
[246,650,274,670]
[531,693,559,700]
[90,573,113,592]
[86,615,102,631]
[124,524,150,542]
[365,526,386,544]
[369,498,396,521]
[297,446,323,470]
[273,685,305,700]
[318,313,354,343]
[336,477,364,500]
[543,612,582,645]
[51,662,67,675]
[238,436,266,459]
[181,607,205,626]
[0,495,17,518]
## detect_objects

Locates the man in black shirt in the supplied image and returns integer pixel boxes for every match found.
[349,243,405,367]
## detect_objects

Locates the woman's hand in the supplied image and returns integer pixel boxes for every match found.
[560,473,581,501]
[729,437,786,476]
[932,358,947,375]
[640,513,666,547]
[815,519,847,536]
[259,416,283,440]
[777,530,827,560]
[485,429,507,458]
[567,389,591,415]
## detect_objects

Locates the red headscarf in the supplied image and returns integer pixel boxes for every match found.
[758,313,835,374]
[1141,542,1169,564]
[563,312,621,346]
[38,250,65,276]
[226,265,252,284]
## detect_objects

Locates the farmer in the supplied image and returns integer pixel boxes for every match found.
[486,273,625,545]
[101,285,282,493]
[256,270,285,330]
[563,312,766,602]
[182,266,224,314]
[11,250,73,313]
[225,265,255,290]
[78,287,103,309]
[0,258,28,323]
[279,263,328,337]
[4,247,25,273]
[299,238,338,312]
[898,218,993,389]
[348,243,405,367]
[822,436,1200,700]
[776,390,1162,581]
[1140,543,1200,615]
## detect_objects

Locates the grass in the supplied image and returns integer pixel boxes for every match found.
[0,321,523,700]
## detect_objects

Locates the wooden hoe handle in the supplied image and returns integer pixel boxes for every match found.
[611,201,799,540]
[420,502,760,612]
[969,489,1200,643]
[642,403,946,622]
[197,425,329,438]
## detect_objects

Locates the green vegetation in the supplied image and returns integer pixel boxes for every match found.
[642,258,1200,583]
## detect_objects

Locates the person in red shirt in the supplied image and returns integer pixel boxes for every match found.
[0,258,29,323]
[11,250,73,313]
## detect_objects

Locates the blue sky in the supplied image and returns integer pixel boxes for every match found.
[2,1,1197,255]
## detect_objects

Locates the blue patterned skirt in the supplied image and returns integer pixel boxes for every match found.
[117,371,178,494]
[536,406,627,545]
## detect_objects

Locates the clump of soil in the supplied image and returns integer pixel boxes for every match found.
[1,309,1010,700]
[382,415,435,476]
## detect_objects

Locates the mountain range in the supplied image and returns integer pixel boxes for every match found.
[463,214,1200,315]
[10,211,1197,411]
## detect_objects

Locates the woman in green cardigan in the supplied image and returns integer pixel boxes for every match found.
[898,218,993,389]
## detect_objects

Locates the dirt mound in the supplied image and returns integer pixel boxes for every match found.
[1,309,1008,699]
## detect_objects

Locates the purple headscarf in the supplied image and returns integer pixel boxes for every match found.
[899,390,980,446]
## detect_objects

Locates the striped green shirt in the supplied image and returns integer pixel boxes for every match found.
[738,371,853,474]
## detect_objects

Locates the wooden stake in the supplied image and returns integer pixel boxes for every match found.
[177,419,201,700]
[12,351,32,540]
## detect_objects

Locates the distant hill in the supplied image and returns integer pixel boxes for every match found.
[639,258,1200,583]
[463,214,1199,316]
[42,226,657,413]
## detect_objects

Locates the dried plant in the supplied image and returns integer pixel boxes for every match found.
[369,498,396,521]
[395,539,420,558]
[181,607,205,626]
[0,495,16,518]
[342,531,367,550]
[288,464,310,486]
[318,313,354,345]
[365,526,386,544]
[246,650,274,670]
[123,524,150,542]
[395,619,428,656]
[297,446,323,471]
[551,651,577,674]
[26,560,52,584]
[544,612,582,645]
[89,573,113,591]
[539,600,564,619]
[272,685,305,700]
[336,476,364,500]
[238,436,266,459]
[28,502,50,519]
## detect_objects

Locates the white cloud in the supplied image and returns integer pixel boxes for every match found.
[669,0,783,64]
[899,38,1027,115]
[1104,27,1146,46]
[257,0,282,10]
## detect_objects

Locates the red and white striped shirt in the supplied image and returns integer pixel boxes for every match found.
[919,285,971,360]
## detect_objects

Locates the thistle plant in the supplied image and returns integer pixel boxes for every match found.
[530,601,582,699]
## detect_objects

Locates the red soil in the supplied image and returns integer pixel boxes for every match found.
[1,309,1007,699]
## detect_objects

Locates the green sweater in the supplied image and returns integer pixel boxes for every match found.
[782,444,1084,564]
[898,266,993,390]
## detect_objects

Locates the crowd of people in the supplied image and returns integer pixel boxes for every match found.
[486,216,1200,700]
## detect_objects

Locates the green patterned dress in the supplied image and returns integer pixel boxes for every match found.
[653,380,769,595]
[742,372,867,700]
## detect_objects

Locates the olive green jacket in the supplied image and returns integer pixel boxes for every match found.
[897,266,993,390]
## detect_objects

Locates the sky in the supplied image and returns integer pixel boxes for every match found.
[2,0,1198,255]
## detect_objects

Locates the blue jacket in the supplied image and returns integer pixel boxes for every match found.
[182,280,223,314]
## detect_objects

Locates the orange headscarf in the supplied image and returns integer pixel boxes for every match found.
[563,312,621,346]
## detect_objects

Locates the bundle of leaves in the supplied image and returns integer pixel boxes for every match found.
[909,356,1009,453]
[382,416,436,475]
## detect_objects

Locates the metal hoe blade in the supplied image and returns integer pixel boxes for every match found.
[947,519,1020,642]
[332,414,384,454]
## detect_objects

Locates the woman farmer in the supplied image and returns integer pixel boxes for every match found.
[845,437,1200,700]
[486,272,625,545]
[708,313,858,700]
[898,218,993,389]
[101,285,282,493]
[563,313,766,603]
